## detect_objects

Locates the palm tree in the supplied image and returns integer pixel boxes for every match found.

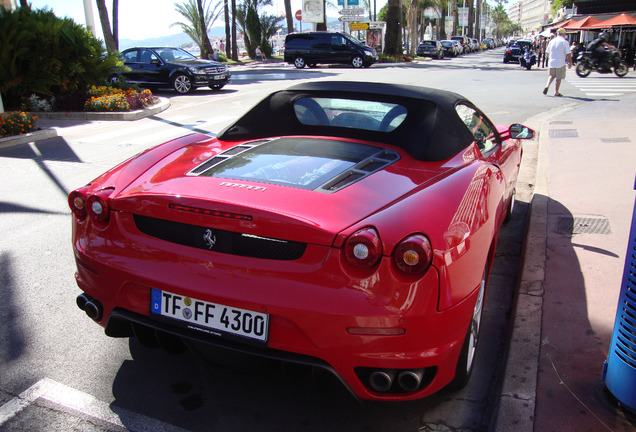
[173,0,223,58]
[231,0,238,60]
[95,0,119,52]
[235,0,282,59]
[224,0,231,57]
[384,0,402,55]
[197,0,214,58]
[284,0,293,33]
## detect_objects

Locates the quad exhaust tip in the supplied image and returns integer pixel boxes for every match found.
[367,368,426,393]
[76,293,103,321]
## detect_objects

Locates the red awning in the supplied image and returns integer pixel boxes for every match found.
[551,19,575,29]
[564,16,602,30]
[590,13,636,28]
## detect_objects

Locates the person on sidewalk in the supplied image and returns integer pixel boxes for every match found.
[543,28,572,97]
[538,36,548,68]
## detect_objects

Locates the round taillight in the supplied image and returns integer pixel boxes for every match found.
[86,192,111,223]
[393,234,433,274]
[344,227,382,268]
[68,187,89,220]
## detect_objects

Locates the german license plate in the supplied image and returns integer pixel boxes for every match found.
[214,74,225,80]
[150,288,268,342]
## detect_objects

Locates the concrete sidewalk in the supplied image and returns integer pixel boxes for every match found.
[495,92,636,431]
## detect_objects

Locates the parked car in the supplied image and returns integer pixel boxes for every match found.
[440,40,459,57]
[451,40,463,55]
[503,39,533,63]
[452,35,471,53]
[483,38,495,49]
[117,47,230,93]
[470,38,480,52]
[69,81,534,402]
[284,31,378,68]
[416,40,444,59]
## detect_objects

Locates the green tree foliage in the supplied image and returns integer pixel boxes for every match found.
[235,0,283,59]
[173,0,223,59]
[0,6,124,110]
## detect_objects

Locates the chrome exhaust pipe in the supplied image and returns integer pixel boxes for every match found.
[397,369,424,392]
[84,299,103,321]
[369,370,395,392]
[76,293,89,310]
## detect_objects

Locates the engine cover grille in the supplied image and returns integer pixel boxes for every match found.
[133,214,306,260]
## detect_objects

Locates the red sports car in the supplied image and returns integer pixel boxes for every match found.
[69,81,534,401]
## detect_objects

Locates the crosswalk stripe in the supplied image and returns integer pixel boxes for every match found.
[0,378,189,431]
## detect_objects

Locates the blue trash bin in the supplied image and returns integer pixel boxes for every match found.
[602,178,636,413]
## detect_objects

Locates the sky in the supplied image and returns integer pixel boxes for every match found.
[28,0,387,41]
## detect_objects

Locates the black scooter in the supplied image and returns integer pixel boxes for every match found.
[519,48,537,70]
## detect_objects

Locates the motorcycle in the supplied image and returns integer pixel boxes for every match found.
[576,48,628,77]
[519,48,537,70]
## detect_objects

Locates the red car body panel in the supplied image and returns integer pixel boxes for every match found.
[69,82,530,401]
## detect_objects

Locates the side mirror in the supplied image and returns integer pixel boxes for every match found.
[509,124,535,140]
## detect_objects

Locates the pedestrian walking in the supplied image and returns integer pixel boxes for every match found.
[539,36,548,68]
[543,28,572,97]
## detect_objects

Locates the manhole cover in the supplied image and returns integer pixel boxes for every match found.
[549,129,579,138]
[600,137,631,143]
[556,216,611,235]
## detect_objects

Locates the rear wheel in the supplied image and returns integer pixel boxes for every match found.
[351,55,364,68]
[449,266,487,390]
[293,57,306,68]
[576,62,592,78]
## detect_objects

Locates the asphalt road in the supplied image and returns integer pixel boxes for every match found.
[2,48,632,431]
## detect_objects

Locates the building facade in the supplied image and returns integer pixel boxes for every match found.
[509,0,553,33]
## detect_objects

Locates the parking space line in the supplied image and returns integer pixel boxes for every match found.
[0,378,189,432]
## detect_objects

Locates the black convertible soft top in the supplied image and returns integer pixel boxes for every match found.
[217,81,478,162]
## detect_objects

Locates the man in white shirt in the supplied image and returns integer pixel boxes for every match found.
[543,28,572,97]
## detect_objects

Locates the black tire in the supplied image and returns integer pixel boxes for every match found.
[351,55,364,68]
[576,62,592,78]
[503,58,508,64]
[449,266,487,390]
[615,61,628,77]
[504,187,515,223]
[293,57,306,68]
[172,73,194,93]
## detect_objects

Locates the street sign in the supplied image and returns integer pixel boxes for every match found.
[339,7,364,15]
[338,16,360,22]
[349,22,369,31]
[295,9,302,20]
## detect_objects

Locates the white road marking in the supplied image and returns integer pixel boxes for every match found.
[0,378,189,431]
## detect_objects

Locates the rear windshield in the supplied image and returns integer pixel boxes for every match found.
[293,97,407,132]
[420,41,435,46]
[196,137,398,190]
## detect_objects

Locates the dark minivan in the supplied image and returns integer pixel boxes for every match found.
[284,32,378,69]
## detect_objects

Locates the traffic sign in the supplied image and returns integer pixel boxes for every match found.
[339,7,365,15]
[295,9,302,20]
[338,16,360,22]
[349,22,369,31]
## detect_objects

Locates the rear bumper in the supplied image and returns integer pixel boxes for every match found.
[72,215,476,400]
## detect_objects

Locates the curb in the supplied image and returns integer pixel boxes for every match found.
[32,96,170,121]
[0,97,170,149]
[0,128,59,150]
[492,103,579,432]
